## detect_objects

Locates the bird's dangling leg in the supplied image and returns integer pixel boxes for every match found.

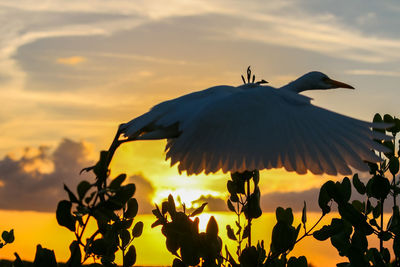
[80,124,125,174]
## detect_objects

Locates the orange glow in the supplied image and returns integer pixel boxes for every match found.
[56,56,86,65]
[0,210,348,266]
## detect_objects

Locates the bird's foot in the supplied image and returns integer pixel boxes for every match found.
[241,66,268,85]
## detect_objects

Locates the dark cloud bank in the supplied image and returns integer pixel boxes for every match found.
[0,139,94,212]
[0,139,156,213]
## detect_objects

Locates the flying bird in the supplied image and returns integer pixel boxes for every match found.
[109,70,389,176]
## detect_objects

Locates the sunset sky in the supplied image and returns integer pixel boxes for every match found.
[0,0,399,266]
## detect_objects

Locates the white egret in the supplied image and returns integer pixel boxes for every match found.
[103,70,389,176]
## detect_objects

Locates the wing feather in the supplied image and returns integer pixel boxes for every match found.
[166,86,388,175]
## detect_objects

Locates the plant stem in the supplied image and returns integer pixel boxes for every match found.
[237,201,242,255]
[394,173,397,207]
[246,178,251,247]
[295,214,325,244]
[380,199,384,253]
[393,134,397,207]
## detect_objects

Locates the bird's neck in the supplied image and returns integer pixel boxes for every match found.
[280,79,311,93]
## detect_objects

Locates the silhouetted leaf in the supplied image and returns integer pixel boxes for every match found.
[64,184,79,203]
[165,234,179,255]
[302,201,307,225]
[107,184,136,210]
[367,175,390,200]
[90,239,109,256]
[239,246,259,267]
[33,244,57,267]
[383,114,394,124]
[313,225,332,241]
[351,229,368,252]
[319,181,334,214]
[339,202,374,235]
[121,219,134,230]
[389,157,399,176]
[242,224,250,239]
[227,180,236,195]
[151,219,163,228]
[373,203,382,219]
[123,245,136,267]
[340,177,351,203]
[161,201,169,215]
[132,221,144,238]
[120,229,131,248]
[109,174,126,190]
[352,200,364,213]
[275,207,294,225]
[56,200,76,232]
[227,199,236,213]
[226,225,237,241]
[271,222,296,253]
[287,256,307,267]
[190,203,207,217]
[2,229,14,244]
[369,218,378,228]
[366,199,372,215]
[379,231,392,241]
[206,216,218,237]
[352,173,366,195]
[331,231,351,257]
[394,236,400,259]
[124,198,138,219]
[168,194,176,216]
[66,241,81,267]
[368,162,379,175]
[373,113,385,133]
[77,180,91,200]
[85,192,96,204]
[181,241,199,266]
[230,193,239,203]
[388,206,400,234]
[244,186,262,219]
[314,219,347,242]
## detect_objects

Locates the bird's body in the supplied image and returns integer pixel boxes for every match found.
[119,71,389,176]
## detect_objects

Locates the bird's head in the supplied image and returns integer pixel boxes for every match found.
[295,71,354,92]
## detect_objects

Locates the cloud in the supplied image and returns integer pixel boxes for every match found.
[127,174,155,214]
[261,188,321,213]
[230,14,400,64]
[0,138,94,212]
[192,195,228,212]
[0,137,158,214]
[345,69,400,77]
[57,56,86,65]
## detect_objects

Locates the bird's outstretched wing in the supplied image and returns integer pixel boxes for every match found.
[165,87,389,176]
[121,85,244,138]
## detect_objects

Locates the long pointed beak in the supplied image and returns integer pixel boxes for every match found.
[327,78,355,89]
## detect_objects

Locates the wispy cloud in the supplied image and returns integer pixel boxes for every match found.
[229,13,400,63]
[345,69,400,77]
